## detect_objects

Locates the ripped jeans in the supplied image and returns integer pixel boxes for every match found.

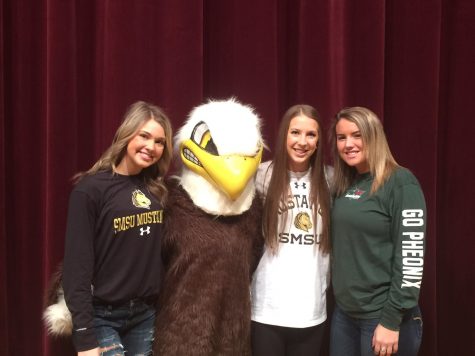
[93,299,156,355]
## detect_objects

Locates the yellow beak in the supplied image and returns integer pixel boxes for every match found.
[181,139,263,200]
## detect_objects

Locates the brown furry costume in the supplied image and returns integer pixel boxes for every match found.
[155,179,262,355]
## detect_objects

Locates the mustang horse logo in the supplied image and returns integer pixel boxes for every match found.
[294,212,312,232]
[132,189,151,209]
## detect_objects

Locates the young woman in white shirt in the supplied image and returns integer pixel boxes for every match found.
[251,104,331,356]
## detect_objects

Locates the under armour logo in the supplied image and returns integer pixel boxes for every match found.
[294,182,307,189]
[140,226,151,236]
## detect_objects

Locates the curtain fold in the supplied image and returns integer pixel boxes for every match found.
[0,0,7,354]
[2,0,474,354]
[435,1,475,354]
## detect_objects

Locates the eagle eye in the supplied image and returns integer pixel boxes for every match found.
[190,121,219,155]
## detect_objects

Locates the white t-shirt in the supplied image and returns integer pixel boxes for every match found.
[251,161,330,327]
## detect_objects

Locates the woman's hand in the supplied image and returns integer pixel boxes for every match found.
[78,348,100,356]
[372,324,399,355]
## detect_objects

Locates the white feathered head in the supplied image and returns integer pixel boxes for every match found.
[175,98,264,215]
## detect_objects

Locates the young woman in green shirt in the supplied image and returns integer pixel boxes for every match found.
[329,107,426,356]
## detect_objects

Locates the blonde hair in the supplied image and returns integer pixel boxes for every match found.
[330,106,399,196]
[75,101,173,204]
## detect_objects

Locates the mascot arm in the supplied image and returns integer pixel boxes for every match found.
[43,263,72,336]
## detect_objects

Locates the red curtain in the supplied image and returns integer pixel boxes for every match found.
[1,0,474,355]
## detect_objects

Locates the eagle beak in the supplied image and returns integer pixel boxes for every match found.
[181,140,263,200]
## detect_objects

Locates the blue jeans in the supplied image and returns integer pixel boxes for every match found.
[93,299,156,356]
[330,305,422,356]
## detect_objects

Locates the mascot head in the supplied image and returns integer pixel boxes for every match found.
[176,98,263,216]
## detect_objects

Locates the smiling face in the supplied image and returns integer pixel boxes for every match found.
[286,114,319,172]
[116,118,166,175]
[335,118,369,173]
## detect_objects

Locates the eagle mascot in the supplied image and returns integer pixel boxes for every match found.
[43,98,264,356]
[156,98,264,355]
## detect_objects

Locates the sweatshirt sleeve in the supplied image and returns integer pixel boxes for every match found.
[379,172,426,330]
[62,189,99,351]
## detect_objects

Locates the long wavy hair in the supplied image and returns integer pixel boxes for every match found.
[263,104,331,253]
[75,101,173,204]
[330,106,399,197]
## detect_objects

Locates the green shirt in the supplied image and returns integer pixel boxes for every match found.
[331,167,426,330]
